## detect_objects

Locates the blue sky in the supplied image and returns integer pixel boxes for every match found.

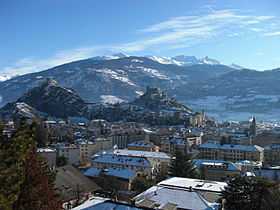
[0,0,280,78]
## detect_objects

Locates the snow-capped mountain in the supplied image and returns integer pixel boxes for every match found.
[0,56,234,107]
[0,54,279,121]
[0,75,11,82]
[198,56,220,65]
[147,55,221,66]
[91,53,128,61]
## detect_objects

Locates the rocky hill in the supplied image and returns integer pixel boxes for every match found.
[132,86,192,113]
[0,79,88,119]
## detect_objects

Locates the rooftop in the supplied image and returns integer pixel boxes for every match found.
[134,186,217,210]
[199,142,264,152]
[92,153,151,168]
[84,167,136,180]
[158,177,227,193]
[193,159,240,171]
[113,149,170,160]
[72,198,150,210]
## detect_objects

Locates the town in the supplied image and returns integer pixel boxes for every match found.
[1,86,280,210]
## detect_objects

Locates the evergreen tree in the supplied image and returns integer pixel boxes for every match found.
[0,121,61,210]
[131,175,154,194]
[13,147,61,210]
[221,176,280,210]
[168,150,199,178]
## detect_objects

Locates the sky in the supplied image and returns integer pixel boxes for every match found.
[0,0,280,79]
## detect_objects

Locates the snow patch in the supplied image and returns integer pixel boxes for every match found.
[96,68,136,86]
[100,95,125,104]
[0,75,11,82]
[135,90,144,96]
[136,66,169,80]
[131,59,143,63]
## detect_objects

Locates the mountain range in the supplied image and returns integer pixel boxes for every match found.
[0,54,279,121]
[0,79,192,124]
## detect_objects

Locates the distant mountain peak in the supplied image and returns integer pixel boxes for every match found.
[111,52,128,58]
[91,52,128,61]
[199,56,221,65]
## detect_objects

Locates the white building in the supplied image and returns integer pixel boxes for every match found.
[134,177,227,210]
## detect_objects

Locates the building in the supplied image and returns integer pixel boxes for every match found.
[71,197,152,210]
[264,144,280,166]
[193,159,241,181]
[249,116,257,137]
[133,177,226,210]
[84,167,136,191]
[128,141,159,152]
[160,137,189,155]
[79,138,112,164]
[198,142,264,162]
[91,152,152,177]
[113,149,171,177]
[56,143,80,165]
[109,134,129,149]
[37,148,57,168]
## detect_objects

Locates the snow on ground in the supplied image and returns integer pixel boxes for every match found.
[100,95,125,104]
[131,59,143,63]
[148,56,183,66]
[136,66,169,80]
[135,90,144,96]
[0,75,10,82]
[96,68,136,86]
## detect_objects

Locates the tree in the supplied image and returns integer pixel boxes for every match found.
[0,123,32,210]
[221,176,280,210]
[0,121,61,210]
[168,150,200,178]
[131,175,154,194]
[13,147,61,210]
[56,156,68,167]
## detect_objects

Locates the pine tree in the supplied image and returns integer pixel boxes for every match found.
[168,150,199,178]
[13,147,61,210]
[0,121,61,210]
[221,176,280,210]
[0,122,32,210]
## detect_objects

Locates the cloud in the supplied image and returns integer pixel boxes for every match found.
[0,9,277,79]
[129,9,275,52]
[264,31,280,37]
[0,46,110,78]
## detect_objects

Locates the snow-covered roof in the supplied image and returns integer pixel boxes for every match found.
[72,198,147,210]
[113,149,170,160]
[134,185,218,210]
[71,197,109,210]
[158,177,227,193]
[199,142,264,152]
[193,159,240,171]
[92,153,151,168]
